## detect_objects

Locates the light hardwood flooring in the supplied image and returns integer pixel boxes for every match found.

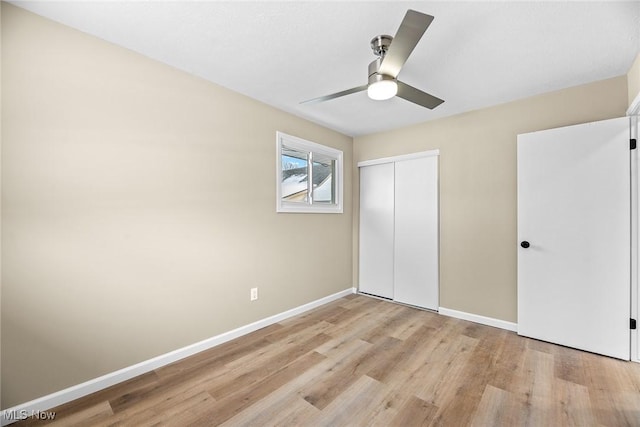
[14,294,640,426]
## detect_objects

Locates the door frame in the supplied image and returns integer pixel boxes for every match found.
[628,94,640,363]
[357,149,440,168]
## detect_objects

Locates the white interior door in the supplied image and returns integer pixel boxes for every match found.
[517,117,630,360]
[394,156,439,310]
[359,162,395,299]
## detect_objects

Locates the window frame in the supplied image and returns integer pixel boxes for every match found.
[276,131,343,214]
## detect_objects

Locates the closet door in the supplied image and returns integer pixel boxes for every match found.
[394,156,439,310]
[359,163,395,299]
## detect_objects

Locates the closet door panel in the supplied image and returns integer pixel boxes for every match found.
[393,156,439,310]
[359,163,395,299]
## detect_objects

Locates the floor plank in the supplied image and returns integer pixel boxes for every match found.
[13,294,640,426]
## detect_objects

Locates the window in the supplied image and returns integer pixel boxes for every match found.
[276,131,343,213]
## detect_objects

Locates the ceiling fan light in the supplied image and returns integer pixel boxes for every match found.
[367,79,398,100]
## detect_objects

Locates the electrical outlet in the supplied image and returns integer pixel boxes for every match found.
[250,287,258,301]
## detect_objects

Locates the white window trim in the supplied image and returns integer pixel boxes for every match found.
[276,131,343,213]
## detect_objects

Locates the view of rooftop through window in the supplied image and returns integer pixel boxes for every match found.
[281,147,335,204]
[277,132,343,213]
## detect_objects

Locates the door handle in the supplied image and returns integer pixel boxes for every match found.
[520,241,530,248]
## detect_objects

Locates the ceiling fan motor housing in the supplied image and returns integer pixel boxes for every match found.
[367,51,397,101]
[368,57,394,86]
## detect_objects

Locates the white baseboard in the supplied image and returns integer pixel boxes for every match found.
[438,307,518,332]
[1,287,356,426]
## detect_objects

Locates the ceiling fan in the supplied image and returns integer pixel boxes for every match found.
[301,10,444,110]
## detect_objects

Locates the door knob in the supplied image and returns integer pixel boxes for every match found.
[520,241,530,248]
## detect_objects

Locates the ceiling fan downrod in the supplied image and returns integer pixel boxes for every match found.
[368,35,396,100]
[369,35,394,81]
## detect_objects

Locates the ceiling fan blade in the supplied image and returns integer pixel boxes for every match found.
[379,10,434,78]
[396,81,444,109]
[300,85,368,104]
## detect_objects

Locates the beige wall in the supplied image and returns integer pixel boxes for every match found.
[1,3,352,408]
[629,53,640,108]
[353,76,628,323]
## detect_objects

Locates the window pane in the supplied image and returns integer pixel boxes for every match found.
[276,131,343,213]
[281,146,309,203]
[312,154,335,204]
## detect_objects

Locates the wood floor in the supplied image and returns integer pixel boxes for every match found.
[15,294,640,426]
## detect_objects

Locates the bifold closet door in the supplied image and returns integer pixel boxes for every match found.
[394,156,439,310]
[359,162,394,299]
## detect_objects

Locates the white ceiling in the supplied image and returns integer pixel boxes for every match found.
[10,1,640,137]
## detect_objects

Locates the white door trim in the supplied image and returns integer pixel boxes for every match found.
[627,91,640,117]
[357,149,439,167]
[629,102,639,362]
